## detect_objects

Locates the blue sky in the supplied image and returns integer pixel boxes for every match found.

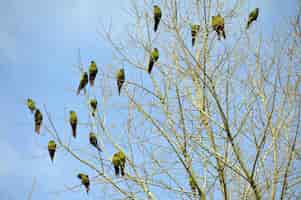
[0,1,128,199]
[0,0,299,199]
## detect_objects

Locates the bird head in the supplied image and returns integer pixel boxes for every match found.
[89,132,96,138]
[90,99,97,105]
[77,173,84,179]
[48,140,56,149]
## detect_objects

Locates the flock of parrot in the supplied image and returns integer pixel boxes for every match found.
[26,5,259,194]
[26,61,128,193]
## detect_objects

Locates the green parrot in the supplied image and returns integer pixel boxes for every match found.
[118,151,126,176]
[112,151,126,176]
[89,99,98,117]
[112,152,120,176]
[246,8,259,29]
[191,24,201,47]
[212,14,226,40]
[116,68,125,96]
[89,132,102,151]
[27,98,36,113]
[69,111,78,138]
[153,5,162,32]
[77,72,88,95]
[48,140,56,162]
[34,109,43,134]
[89,60,98,86]
[148,48,159,74]
[77,173,90,193]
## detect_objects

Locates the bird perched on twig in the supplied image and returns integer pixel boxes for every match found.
[77,173,90,193]
[89,132,102,152]
[88,60,98,86]
[153,5,162,32]
[148,48,159,74]
[212,14,226,40]
[116,68,125,96]
[89,99,98,117]
[246,8,259,29]
[69,111,77,138]
[48,140,56,162]
[34,109,43,134]
[112,151,126,176]
[77,72,88,95]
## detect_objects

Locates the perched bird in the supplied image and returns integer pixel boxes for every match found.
[77,173,90,193]
[34,109,43,134]
[153,5,162,32]
[246,8,259,29]
[116,68,125,96]
[112,153,120,176]
[112,151,126,176]
[118,151,126,176]
[88,60,98,86]
[27,98,36,113]
[212,14,226,40]
[77,72,88,95]
[148,48,159,74]
[191,24,201,47]
[89,99,98,117]
[48,140,57,162]
[89,132,101,152]
[69,111,78,138]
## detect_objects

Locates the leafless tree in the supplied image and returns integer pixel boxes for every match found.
[42,1,301,199]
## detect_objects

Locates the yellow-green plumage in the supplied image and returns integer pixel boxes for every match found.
[27,98,36,113]
[191,24,200,46]
[116,69,125,96]
[77,72,88,95]
[112,151,126,176]
[48,140,56,162]
[89,60,98,86]
[89,132,101,151]
[90,99,98,117]
[34,109,43,134]
[112,153,120,176]
[148,48,159,74]
[69,111,77,138]
[212,14,226,40]
[77,173,90,193]
[119,151,126,176]
[153,5,162,32]
[246,8,259,29]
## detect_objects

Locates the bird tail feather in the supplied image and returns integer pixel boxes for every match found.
[35,123,41,134]
[72,124,77,138]
[148,59,154,74]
